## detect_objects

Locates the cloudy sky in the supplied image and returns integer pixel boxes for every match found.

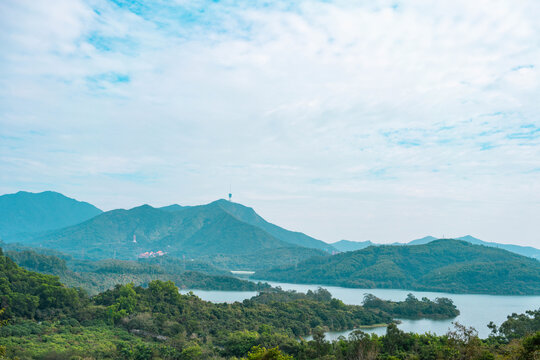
[1,0,539,247]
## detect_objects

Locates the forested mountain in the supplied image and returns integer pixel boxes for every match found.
[256,239,540,295]
[154,200,335,252]
[207,200,336,252]
[0,191,102,240]
[9,195,331,268]
[26,203,292,260]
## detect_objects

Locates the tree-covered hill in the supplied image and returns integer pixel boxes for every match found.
[255,239,540,295]
[0,248,85,320]
[0,191,102,241]
[25,203,294,260]
[209,199,336,253]
[16,199,331,270]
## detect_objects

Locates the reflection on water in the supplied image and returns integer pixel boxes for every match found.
[181,280,540,338]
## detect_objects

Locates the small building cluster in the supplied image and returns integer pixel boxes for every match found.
[138,250,166,258]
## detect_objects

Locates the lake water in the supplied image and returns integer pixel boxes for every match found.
[181,281,540,339]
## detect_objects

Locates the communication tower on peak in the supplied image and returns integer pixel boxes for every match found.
[228,184,232,202]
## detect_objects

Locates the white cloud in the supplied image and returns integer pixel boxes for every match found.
[1,0,539,246]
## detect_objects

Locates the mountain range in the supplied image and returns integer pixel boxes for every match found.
[0,191,334,267]
[2,190,539,285]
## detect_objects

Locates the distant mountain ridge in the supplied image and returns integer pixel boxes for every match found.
[0,191,102,240]
[256,239,540,295]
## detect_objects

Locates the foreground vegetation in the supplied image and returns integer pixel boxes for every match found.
[1,248,538,359]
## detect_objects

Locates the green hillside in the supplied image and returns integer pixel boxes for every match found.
[0,191,102,240]
[27,203,293,260]
[164,199,336,253]
[256,239,540,295]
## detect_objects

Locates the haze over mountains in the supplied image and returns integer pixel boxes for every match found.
[0,191,102,240]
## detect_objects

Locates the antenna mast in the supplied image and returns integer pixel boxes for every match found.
[228,184,232,202]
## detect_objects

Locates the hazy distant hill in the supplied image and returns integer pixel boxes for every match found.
[331,240,375,252]
[406,236,438,245]
[28,202,293,260]
[256,239,540,295]
[0,191,102,240]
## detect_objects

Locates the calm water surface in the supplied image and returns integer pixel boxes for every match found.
[182,281,540,339]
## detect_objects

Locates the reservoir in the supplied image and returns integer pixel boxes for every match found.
[182,280,540,339]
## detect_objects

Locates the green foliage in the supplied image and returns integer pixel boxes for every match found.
[244,345,293,360]
[0,248,85,320]
[2,247,539,360]
[256,239,540,295]
[363,293,460,319]
[489,308,540,342]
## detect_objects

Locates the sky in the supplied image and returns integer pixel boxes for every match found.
[1,0,539,247]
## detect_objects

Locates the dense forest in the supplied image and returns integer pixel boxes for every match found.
[256,239,540,295]
[1,247,539,359]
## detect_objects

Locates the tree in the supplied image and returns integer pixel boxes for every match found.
[244,346,292,360]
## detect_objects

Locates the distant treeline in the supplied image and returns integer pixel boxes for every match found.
[5,249,270,294]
